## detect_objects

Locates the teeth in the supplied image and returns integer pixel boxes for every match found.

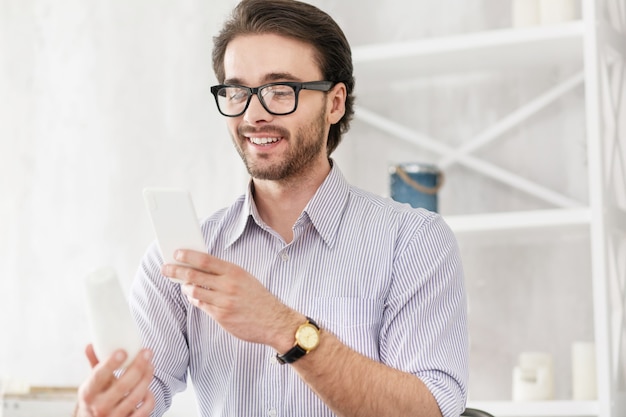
[249,137,280,145]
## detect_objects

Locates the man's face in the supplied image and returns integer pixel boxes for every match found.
[221,33,334,181]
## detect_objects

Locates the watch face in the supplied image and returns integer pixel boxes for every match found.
[296,323,320,351]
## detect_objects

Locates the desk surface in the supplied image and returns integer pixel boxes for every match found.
[2,387,77,417]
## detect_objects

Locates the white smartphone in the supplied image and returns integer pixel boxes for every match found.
[143,188,207,282]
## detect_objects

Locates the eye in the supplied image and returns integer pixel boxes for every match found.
[226,88,248,103]
[263,85,295,100]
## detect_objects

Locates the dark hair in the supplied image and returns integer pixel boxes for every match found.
[212,0,355,156]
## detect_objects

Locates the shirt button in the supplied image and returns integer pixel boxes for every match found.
[280,252,289,261]
[268,408,277,417]
[269,354,279,364]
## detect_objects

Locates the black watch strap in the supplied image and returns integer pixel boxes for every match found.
[276,318,320,365]
[276,344,307,364]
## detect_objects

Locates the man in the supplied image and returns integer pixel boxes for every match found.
[75,1,468,416]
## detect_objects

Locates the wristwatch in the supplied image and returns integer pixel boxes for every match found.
[276,317,320,364]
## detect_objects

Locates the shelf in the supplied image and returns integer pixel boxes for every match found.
[2,398,77,417]
[352,21,585,85]
[467,400,599,417]
[349,2,622,414]
[443,208,591,234]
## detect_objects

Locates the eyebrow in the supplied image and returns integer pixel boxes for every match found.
[224,72,302,86]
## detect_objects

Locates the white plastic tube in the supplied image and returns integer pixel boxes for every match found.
[84,267,142,368]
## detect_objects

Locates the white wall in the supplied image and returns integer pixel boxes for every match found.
[1,0,592,409]
[0,0,241,393]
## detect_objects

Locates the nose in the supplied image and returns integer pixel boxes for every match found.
[243,93,273,124]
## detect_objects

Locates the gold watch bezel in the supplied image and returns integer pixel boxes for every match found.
[295,321,320,351]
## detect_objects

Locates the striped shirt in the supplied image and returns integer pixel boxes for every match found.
[130,162,468,417]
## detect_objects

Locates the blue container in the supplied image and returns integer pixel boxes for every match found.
[389,163,443,212]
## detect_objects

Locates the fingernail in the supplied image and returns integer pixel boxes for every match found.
[143,350,153,360]
[115,350,127,361]
[174,250,182,261]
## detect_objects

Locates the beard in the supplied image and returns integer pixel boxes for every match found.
[233,107,327,181]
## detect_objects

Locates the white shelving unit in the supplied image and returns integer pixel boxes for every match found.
[353,21,585,83]
[444,208,592,233]
[468,400,599,417]
[352,1,625,416]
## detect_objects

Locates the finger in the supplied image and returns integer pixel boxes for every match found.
[81,350,127,399]
[77,349,129,415]
[91,350,153,413]
[161,262,222,289]
[109,350,153,397]
[85,344,99,368]
[132,390,156,417]
[115,357,155,416]
[174,249,228,275]
[181,283,222,308]
[161,263,204,285]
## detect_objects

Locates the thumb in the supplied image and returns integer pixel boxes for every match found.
[84,344,99,369]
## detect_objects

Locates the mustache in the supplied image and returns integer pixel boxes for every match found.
[238,125,290,138]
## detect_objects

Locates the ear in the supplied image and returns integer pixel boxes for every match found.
[326,82,347,125]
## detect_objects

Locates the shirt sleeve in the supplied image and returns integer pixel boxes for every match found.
[380,212,469,417]
[129,242,190,417]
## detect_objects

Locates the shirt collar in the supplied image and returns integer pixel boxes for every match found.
[225,181,258,248]
[225,160,350,249]
[300,161,349,248]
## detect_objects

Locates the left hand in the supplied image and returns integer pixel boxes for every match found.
[161,249,301,351]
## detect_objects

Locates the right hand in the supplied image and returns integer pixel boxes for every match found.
[76,344,155,417]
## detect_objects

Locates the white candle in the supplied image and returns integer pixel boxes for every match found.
[572,342,597,400]
[84,267,142,368]
[512,352,555,401]
[540,0,579,25]
[512,0,541,28]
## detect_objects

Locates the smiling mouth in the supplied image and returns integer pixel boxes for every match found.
[248,137,281,145]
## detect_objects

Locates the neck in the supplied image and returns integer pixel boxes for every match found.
[252,158,331,243]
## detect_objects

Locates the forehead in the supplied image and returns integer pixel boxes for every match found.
[223,33,322,84]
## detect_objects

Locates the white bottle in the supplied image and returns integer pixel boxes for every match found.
[84,267,142,368]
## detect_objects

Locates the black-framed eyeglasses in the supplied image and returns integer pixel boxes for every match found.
[210,81,334,117]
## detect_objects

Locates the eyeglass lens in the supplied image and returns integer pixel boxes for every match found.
[217,85,296,116]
